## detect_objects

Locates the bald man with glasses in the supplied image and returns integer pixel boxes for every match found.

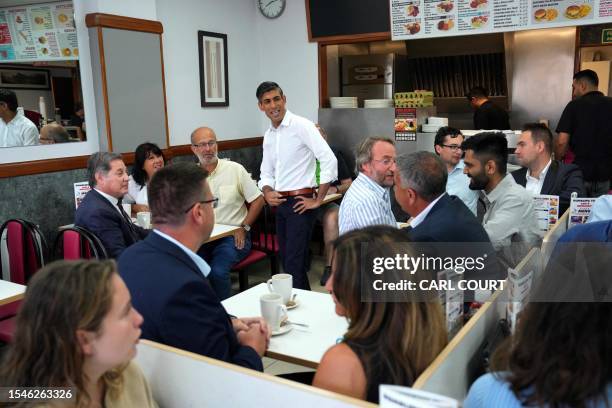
[434,126,478,215]
[191,126,265,300]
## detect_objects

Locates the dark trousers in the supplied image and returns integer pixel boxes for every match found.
[276,197,316,290]
[198,234,252,300]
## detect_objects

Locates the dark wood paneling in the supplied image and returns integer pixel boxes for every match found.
[0,137,264,179]
[85,13,163,33]
[306,0,390,42]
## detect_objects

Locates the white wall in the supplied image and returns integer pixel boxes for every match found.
[156,0,262,144]
[157,0,319,144]
[254,0,319,130]
[0,0,319,163]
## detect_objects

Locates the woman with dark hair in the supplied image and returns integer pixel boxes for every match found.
[0,260,156,407]
[465,301,612,407]
[126,142,165,213]
[312,226,447,403]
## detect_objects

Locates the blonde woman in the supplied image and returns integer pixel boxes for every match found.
[0,260,157,407]
[313,226,447,403]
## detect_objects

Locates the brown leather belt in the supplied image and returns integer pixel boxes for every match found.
[277,187,316,197]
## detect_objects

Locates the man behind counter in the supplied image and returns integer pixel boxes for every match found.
[555,69,612,197]
[467,86,511,131]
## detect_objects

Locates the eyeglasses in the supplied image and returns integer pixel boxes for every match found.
[183,197,219,213]
[371,158,396,166]
[192,141,217,149]
[441,144,462,151]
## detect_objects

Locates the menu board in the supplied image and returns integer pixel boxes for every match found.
[0,1,78,63]
[391,0,611,40]
[533,194,560,233]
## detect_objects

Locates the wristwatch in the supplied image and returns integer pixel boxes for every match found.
[241,224,251,232]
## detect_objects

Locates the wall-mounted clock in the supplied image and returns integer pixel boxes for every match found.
[257,0,286,19]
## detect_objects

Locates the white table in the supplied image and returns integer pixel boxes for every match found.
[206,224,241,243]
[222,283,348,368]
[0,280,26,306]
[321,192,342,205]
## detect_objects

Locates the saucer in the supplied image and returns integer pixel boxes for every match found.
[271,322,293,336]
[286,299,300,310]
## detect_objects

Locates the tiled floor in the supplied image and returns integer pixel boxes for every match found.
[230,248,329,376]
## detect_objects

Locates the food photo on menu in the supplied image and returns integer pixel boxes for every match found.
[469,0,488,10]
[471,14,489,28]
[437,17,455,31]
[406,3,420,17]
[404,21,421,34]
[437,1,454,13]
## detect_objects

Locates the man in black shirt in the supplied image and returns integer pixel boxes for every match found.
[467,86,511,130]
[555,69,612,197]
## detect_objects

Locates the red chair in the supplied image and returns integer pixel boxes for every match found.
[231,249,269,292]
[53,225,109,260]
[251,205,279,276]
[0,219,47,343]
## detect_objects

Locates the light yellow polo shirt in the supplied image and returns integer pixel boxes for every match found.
[207,159,262,226]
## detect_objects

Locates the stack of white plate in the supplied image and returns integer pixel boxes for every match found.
[422,124,441,133]
[422,117,449,133]
[330,97,358,108]
[428,117,449,126]
[364,99,394,108]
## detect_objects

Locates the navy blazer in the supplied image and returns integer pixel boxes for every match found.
[74,189,148,258]
[511,160,585,215]
[118,231,263,371]
[407,194,503,281]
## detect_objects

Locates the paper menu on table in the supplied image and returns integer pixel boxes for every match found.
[568,195,596,228]
[379,385,459,407]
[74,181,90,209]
[506,266,534,331]
[533,194,560,233]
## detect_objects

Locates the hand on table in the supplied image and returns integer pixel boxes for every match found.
[234,228,247,250]
[293,196,321,214]
[237,322,269,356]
[232,317,270,339]
[264,190,286,207]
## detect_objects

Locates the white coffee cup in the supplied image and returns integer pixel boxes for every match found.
[136,211,151,229]
[266,273,292,305]
[260,293,287,331]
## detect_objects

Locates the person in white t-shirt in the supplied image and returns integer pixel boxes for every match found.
[0,88,39,147]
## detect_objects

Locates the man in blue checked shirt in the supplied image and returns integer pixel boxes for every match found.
[339,137,398,235]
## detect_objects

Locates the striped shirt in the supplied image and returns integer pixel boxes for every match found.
[339,173,396,235]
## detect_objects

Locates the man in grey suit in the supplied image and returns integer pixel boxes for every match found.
[512,123,585,214]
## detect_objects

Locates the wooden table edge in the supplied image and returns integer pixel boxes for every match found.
[0,293,24,307]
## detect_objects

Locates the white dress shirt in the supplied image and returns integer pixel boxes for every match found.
[446,160,478,215]
[153,230,211,277]
[482,174,542,259]
[0,114,39,147]
[125,176,149,205]
[410,193,445,228]
[258,110,337,191]
[339,173,397,235]
[525,159,552,196]
[94,188,124,216]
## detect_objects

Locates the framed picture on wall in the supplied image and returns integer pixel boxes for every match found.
[198,31,229,107]
[0,67,50,89]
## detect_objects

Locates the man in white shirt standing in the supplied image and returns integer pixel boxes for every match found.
[257,81,337,290]
[0,88,39,147]
[462,132,542,268]
[339,137,397,235]
[434,126,479,215]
